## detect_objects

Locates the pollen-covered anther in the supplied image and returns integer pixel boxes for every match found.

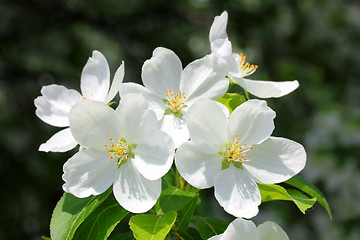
[225,138,254,163]
[165,89,188,113]
[234,53,258,77]
[105,137,134,167]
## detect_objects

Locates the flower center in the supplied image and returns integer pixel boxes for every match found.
[219,134,253,170]
[164,89,188,118]
[234,53,258,78]
[105,137,136,168]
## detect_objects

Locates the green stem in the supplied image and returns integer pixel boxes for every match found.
[244,90,250,100]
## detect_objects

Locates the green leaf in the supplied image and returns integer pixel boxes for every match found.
[285,175,332,219]
[162,167,176,189]
[109,232,135,240]
[73,198,128,240]
[175,195,199,232]
[179,227,202,240]
[50,187,112,240]
[217,93,246,113]
[129,211,177,240]
[155,186,197,214]
[258,183,316,214]
[41,236,52,240]
[191,216,230,240]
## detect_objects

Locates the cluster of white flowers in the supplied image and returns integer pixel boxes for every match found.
[35,11,306,239]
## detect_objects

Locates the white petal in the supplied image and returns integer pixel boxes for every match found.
[244,137,307,184]
[104,61,124,103]
[69,100,121,149]
[216,101,230,119]
[62,149,118,198]
[113,160,161,213]
[227,99,275,146]
[235,78,299,98]
[119,82,165,120]
[119,82,148,96]
[80,50,110,102]
[35,85,82,127]
[175,142,222,189]
[133,131,175,180]
[180,54,229,104]
[208,234,222,240]
[210,38,232,57]
[221,218,258,240]
[186,99,228,154]
[39,128,77,152]
[142,47,182,98]
[161,114,189,148]
[116,94,159,145]
[209,11,228,42]
[257,221,289,240]
[214,166,261,218]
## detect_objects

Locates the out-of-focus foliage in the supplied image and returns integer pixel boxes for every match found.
[0,0,359,239]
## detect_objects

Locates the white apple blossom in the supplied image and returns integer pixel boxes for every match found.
[175,98,306,218]
[34,50,124,152]
[62,94,175,213]
[208,218,289,240]
[120,47,229,147]
[209,11,299,98]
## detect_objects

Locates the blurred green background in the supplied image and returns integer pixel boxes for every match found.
[1,0,360,239]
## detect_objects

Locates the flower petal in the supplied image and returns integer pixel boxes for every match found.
[227,99,275,146]
[80,50,110,102]
[221,218,258,240]
[39,128,78,152]
[209,11,228,43]
[186,99,228,154]
[161,114,189,148]
[210,38,232,57]
[175,142,222,189]
[133,131,175,180]
[104,61,124,103]
[208,234,222,240]
[62,149,118,198]
[180,54,229,104]
[257,221,289,240]
[142,47,182,98]
[113,160,161,213]
[69,100,120,149]
[34,84,82,127]
[119,82,165,120]
[235,78,299,98]
[116,94,159,145]
[214,166,261,218]
[243,137,307,184]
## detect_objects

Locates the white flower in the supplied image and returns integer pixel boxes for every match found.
[208,218,289,240]
[209,11,299,98]
[120,47,229,147]
[175,99,306,218]
[62,94,175,213]
[34,50,124,152]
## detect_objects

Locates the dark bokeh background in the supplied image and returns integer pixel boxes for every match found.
[1,0,360,239]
